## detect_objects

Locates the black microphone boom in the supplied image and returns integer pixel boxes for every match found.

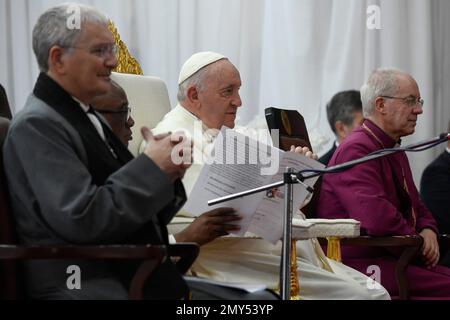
[369,132,449,156]
[295,132,449,182]
[208,132,449,206]
[403,132,449,149]
[206,130,449,301]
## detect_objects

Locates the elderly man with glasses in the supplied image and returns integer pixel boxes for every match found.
[3,3,192,300]
[317,68,450,298]
[92,80,135,146]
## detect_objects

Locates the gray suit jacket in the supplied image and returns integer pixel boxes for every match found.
[3,93,184,299]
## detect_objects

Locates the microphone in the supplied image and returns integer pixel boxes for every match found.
[206,130,448,302]
[208,132,448,206]
[376,132,449,153]
[295,131,450,182]
[415,132,449,144]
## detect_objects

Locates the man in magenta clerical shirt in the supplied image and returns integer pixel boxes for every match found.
[317,68,450,299]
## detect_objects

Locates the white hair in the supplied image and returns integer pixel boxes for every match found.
[177,66,210,102]
[32,3,109,72]
[360,68,406,118]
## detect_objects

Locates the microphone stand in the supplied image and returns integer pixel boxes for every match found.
[209,132,449,205]
[280,168,294,300]
[207,132,448,300]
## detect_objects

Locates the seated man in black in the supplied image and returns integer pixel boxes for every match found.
[92,80,135,146]
[421,120,450,267]
[319,90,364,165]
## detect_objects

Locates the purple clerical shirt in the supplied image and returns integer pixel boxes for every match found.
[317,119,437,238]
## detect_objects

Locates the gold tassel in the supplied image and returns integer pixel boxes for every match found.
[108,20,144,75]
[326,237,342,262]
[276,240,302,300]
[290,240,301,300]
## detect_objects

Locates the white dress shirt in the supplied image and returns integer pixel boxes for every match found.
[73,97,106,142]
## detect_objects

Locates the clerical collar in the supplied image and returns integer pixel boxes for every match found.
[177,103,198,122]
[363,119,397,148]
[177,104,220,142]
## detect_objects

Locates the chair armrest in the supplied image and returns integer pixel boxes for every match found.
[0,244,200,299]
[0,244,167,260]
[330,235,423,300]
[340,235,423,247]
[0,244,168,300]
[168,243,200,274]
[292,218,360,240]
[128,243,199,299]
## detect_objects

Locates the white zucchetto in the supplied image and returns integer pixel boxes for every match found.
[178,51,227,85]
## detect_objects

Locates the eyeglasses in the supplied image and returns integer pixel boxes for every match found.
[63,43,119,59]
[380,95,424,108]
[96,107,131,120]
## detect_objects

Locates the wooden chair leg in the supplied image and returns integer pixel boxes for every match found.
[169,244,199,274]
[129,259,163,300]
[395,246,421,300]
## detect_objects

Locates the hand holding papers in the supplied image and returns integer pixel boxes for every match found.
[183,128,325,243]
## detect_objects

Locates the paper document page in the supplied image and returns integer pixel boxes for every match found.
[183,128,324,242]
[248,151,324,243]
[183,129,273,235]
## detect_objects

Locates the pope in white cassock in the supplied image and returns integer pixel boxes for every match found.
[152,51,390,300]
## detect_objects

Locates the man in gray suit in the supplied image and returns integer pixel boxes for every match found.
[3,3,191,300]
